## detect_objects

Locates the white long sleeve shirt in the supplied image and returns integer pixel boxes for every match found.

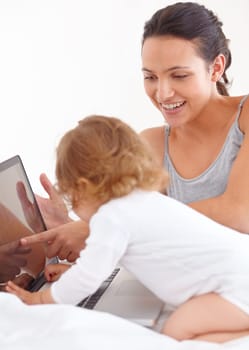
[51,190,249,313]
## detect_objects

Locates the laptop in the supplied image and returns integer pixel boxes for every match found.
[0,155,164,328]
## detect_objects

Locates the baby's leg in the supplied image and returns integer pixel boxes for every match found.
[162,293,249,343]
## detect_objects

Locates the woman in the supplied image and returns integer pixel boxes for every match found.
[22,2,249,260]
[140,1,249,233]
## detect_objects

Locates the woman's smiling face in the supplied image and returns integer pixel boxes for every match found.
[141,36,217,128]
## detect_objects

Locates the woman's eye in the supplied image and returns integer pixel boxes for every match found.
[144,76,156,80]
[173,74,188,79]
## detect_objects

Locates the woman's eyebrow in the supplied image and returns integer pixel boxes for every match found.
[142,66,190,73]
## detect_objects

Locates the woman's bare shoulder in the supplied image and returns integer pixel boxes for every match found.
[140,125,165,165]
[238,94,249,132]
[140,125,165,140]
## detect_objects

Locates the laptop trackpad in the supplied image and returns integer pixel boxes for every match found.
[116,280,156,297]
[94,268,164,328]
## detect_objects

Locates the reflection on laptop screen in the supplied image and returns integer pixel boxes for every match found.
[0,155,54,291]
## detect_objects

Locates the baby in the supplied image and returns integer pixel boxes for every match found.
[6,115,249,343]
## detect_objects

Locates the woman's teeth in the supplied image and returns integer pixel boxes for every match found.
[162,101,185,110]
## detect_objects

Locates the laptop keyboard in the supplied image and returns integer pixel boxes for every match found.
[77,268,120,309]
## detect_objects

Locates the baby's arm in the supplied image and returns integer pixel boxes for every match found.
[5,263,71,304]
[6,281,55,304]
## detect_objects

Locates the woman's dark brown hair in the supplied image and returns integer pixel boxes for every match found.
[142,2,231,96]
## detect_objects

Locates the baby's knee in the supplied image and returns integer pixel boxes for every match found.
[162,318,194,341]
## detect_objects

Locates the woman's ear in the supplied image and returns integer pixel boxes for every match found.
[211,54,226,82]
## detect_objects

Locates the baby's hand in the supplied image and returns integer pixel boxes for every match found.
[44,263,71,282]
[5,280,42,304]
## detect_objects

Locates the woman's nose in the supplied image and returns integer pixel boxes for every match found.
[156,80,174,102]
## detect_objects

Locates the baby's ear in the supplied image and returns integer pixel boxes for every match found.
[75,177,98,204]
[70,177,90,207]
[76,177,90,192]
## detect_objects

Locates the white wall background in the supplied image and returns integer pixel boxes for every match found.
[0,0,248,194]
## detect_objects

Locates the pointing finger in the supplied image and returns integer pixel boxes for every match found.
[20,231,56,245]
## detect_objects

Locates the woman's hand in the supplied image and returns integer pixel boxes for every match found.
[36,173,71,229]
[20,220,89,262]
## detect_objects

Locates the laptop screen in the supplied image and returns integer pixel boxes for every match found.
[0,155,55,291]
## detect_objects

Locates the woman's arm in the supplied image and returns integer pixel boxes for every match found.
[189,138,249,232]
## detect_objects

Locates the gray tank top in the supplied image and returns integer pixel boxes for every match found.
[164,95,249,203]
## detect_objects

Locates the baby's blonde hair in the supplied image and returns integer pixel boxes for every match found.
[56,115,169,208]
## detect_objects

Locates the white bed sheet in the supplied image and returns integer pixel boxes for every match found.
[1,293,249,350]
